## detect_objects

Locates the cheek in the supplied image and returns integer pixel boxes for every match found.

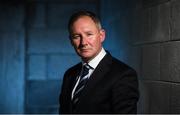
[95,38,102,46]
[89,37,100,45]
[72,40,79,47]
[89,40,100,50]
[88,40,95,47]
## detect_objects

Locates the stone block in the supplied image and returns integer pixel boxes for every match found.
[143,0,169,8]
[0,32,25,113]
[170,83,180,113]
[172,0,180,40]
[131,0,148,43]
[28,55,46,80]
[131,9,143,44]
[151,2,170,42]
[137,80,150,113]
[138,80,171,113]
[140,8,151,44]
[160,41,180,82]
[126,46,141,79]
[28,29,74,53]
[26,106,58,114]
[47,54,80,80]
[148,81,171,113]
[142,44,160,81]
[26,80,62,107]
[0,4,24,31]
[47,3,97,28]
[27,3,46,28]
[134,1,170,44]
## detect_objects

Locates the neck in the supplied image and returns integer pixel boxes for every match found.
[82,47,103,63]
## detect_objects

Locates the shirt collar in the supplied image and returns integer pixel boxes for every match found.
[82,48,106,70]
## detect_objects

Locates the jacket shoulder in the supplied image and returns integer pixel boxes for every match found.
[104,51,135,72]
[113,57,135,70]
[107,56,137,78]
[64,62,81,77]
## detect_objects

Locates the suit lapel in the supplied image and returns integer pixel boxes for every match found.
[67,63,82,112]
[78,53,113,104]
[70,63,82,91]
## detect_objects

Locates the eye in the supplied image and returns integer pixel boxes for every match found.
[71,35,81,39]
[87,33,93,37]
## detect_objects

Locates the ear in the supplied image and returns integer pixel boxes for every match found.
[99,29,105,42]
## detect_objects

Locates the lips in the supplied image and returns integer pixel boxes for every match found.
[80,49,89,52]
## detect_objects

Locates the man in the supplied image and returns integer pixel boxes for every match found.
[59,10,139,114]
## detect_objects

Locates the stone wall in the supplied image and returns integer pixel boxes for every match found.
[1,0,180,114]
[0,2,25,113]
[133,0,180,113]
[25,1,98,113]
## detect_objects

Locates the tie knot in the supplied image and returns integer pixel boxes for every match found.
[81,64,90,77]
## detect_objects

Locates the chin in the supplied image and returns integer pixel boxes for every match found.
[79,52,91,57]
[80,55,92,61]
[78,51,94,59]
[82,57,91,62]
[81,55,91,59]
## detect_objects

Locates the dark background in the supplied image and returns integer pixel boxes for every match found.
[0,0,180,114]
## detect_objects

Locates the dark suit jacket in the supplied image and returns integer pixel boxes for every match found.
[59,52,139,114]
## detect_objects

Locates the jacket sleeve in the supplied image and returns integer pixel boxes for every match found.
[111,69,139,113]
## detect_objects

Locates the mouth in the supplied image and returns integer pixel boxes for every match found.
[80,49,89,51]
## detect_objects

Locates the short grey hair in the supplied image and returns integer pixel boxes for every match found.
[68,10,102,34]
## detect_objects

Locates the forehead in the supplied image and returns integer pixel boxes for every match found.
[70,16,99,35]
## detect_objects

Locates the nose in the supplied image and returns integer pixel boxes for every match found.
[80,35,87,45]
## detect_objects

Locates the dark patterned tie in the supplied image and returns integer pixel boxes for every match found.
[72,64,90,107]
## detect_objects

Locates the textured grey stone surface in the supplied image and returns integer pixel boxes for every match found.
[161,41,180,82]
[125,46,141,78]
[138,80,150,113]
[170,83,180,113]
[151,2,170,42]
[148,81,171,113]
[138,80,171,113]
[143,0,169,8]
[131,9,143,44]
[142,44,160,80]
[133,1,170,44]
[140,8,151,44]
[172,0,180,40]
[136,0,180,113]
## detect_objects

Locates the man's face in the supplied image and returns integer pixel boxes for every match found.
[70,16,105,62]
